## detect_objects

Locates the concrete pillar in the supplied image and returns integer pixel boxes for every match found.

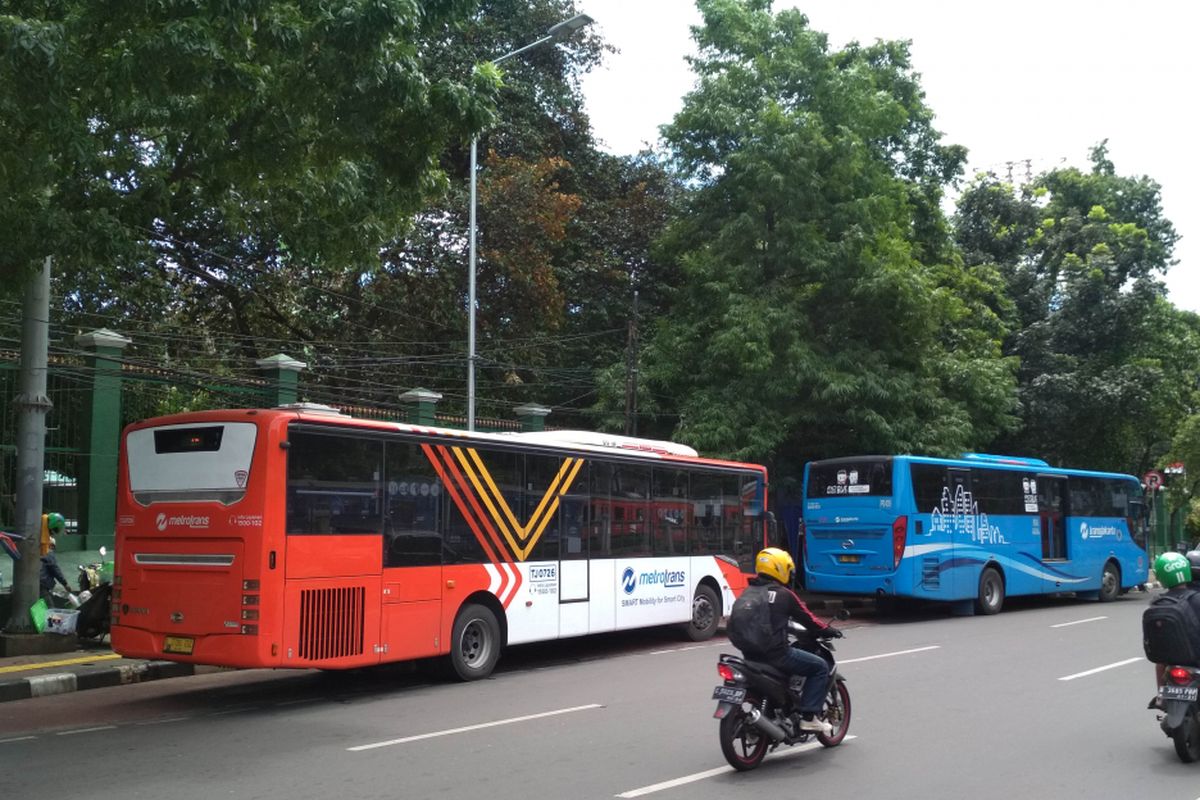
[400,388,442,426]
[514,403,551,432]
[256,354,306,407]
[76,328,132,553]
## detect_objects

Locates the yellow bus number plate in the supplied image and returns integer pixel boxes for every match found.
[163,636,194,655]
[836,554,861,564]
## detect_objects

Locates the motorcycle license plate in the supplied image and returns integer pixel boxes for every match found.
[712,686,746,703]
[1161,685,1199,702]
[163,636,194,655]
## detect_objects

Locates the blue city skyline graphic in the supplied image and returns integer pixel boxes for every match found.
[929,484,1007,545]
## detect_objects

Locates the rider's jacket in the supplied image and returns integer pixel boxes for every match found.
[738,576,831,664]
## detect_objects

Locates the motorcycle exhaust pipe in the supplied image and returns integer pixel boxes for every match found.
[741,702,787,742]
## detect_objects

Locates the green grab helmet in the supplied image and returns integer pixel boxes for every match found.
[45,512,66,535]
[1156,552,1192,589]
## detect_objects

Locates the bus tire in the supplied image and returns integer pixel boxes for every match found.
[449,603,501,681]
[685,584,721,641]
[975,567,1004,615]
[1098,561,1120,603]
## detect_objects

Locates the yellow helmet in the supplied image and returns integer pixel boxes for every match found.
[755,547,795,585]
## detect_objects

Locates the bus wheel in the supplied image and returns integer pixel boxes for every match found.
[975,567,1004,615]
[449,604,501,681]
[685,584,721,641]
[1098,562,1120,602]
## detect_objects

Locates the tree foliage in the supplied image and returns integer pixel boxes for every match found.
[955,143,1200,474]
[1,0,498,288]
[642,0,1017,478]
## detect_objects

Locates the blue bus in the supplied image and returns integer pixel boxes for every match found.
[801,453,1149,613]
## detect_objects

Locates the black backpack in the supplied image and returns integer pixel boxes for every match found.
[1143,588,1200,666]
[727,584,775,657]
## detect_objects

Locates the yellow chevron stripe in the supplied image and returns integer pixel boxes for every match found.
[451,448,519,555]
[448,448,584,561]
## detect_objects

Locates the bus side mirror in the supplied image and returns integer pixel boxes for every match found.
[765,511,782,549]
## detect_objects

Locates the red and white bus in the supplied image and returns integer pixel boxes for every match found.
[111,404,770,679]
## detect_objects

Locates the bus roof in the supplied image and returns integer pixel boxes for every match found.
[123,406,765,472]
[806,453,1138,483]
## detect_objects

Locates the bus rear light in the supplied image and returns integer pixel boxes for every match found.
[241,609,259,621]
[892,516,907,569]
[242,595,259,606]
[242,580,259,590]
[241,624,259,635]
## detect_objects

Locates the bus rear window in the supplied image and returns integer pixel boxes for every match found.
[154,426,223,453]
[126,422,257,505]
[806,459,893,498]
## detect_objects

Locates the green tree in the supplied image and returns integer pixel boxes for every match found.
[642,0,1017,482]
[956,144,1200,473]
[1,0,499,353]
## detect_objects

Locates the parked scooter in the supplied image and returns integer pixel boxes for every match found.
[74,546,112,642]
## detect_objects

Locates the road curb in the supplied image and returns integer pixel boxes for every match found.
[0,660,199,703]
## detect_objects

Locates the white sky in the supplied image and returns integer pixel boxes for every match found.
[577,0,1200,312]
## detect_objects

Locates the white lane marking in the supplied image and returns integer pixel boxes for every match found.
[1051,616,1107,628]
[135,717,191,726]
[347,703,604,752]
[1058,657,1143,681]
[0,736,37,744]
[841,646,940,664]
[648,644,713,655]
[56,725,117,736]
[616,735,858,797]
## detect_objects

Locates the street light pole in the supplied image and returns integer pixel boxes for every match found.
[467,13,593,432]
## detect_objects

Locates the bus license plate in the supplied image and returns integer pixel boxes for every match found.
[712,686,746,703]
[1162,685,1199,702]
[837,554,861,564]
[163,636,194,655]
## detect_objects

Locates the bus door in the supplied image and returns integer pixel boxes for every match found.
[559,492,589,637]
[380,443,444,663]
[1038,474,1068,568]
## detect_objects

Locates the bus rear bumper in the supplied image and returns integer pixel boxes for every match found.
[804,572,897,596]
[111,625,275,669]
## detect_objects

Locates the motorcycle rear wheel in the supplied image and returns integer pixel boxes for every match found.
[719,707,769,771]
[1173,713,1200,763]
[817,679,851,747]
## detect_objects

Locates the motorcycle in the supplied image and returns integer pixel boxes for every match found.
[1157,665,1200,762]
[712,613,851,771]
[74,546,112,642]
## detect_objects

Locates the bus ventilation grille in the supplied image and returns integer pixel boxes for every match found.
[921,557,940,589]
[298,586,366,660]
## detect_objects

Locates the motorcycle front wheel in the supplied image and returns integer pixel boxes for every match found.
[1173,712,1200,763]
[817,679,851,747]
[719,706,769,771]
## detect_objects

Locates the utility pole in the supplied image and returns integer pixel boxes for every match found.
[5,257,53,633]
[624,287,639,437]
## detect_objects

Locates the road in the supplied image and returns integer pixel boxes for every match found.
[0,592,1190,799]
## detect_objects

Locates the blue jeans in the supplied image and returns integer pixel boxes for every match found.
[778,647,831,715]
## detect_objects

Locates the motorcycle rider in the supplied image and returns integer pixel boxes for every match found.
[1148,552,1200,708]
[729,547,841,735]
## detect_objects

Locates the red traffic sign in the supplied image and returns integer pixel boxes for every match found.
[1144,470,1164,489]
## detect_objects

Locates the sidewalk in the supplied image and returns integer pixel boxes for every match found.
[0,639,220,703]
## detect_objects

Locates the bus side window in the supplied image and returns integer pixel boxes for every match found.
[383,440,442,567]
[286,431,382,535]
